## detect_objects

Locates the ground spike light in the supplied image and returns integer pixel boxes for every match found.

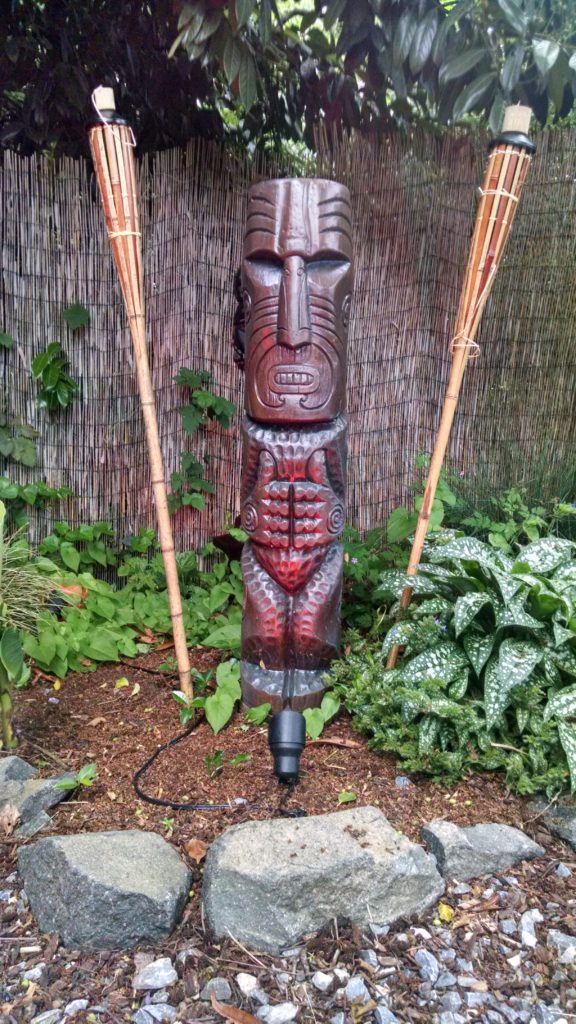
[387,105,535,671]
[88,86,193,700]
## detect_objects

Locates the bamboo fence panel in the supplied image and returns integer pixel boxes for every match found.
[1,128,576,549]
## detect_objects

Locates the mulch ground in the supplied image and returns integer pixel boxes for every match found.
[1,647,575,1023]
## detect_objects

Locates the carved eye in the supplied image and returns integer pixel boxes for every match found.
[243,290,252,323]
[342,294,351,328]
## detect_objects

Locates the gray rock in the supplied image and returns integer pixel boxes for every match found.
[499,918,517,936]
[311,971,334,993]
[360,947,378,968]
[439,993,462,1011]
[63,1000,89,1017]
[395,776,412,789]
[200,977,232,1002]
[452,883,471,895]
[436,972,457,988]
[31,1012,63,1024]
[19,832,190,950]
[528,798,576,853]
[133,958,178,991]
[150,991,171,1004]
[374,1007,400,1024]
[236,973,259,997]
[421,820,544,880]
[258,1003,299,1024]
[330,1015,346,1024]
[415,949,439,984]
[133,1012,155,1024]
[15,810,52,839]
[23,963,45,981]
[345,976,370,1003]
[202,807,444,953]
[465,992,488,1008]
[136,1006,177,1023]
[548,929,576,963]
[555,863,572,878]
[520,908,544,948]
[439,949,456,963]
[437,1014,466,1024]
[0,755,37,784]
[251,989,270,1006]
[530,1004,568,1024]
[455,957,473,974]
[1,775,73,825]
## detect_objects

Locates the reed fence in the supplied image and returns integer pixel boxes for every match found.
[1,127,575,548]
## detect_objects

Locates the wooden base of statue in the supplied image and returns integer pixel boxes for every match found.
[237,178,353,711]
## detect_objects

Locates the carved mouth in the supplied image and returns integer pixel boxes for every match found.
[269,365,320,394]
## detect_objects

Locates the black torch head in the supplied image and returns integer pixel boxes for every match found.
[268,708,306,784]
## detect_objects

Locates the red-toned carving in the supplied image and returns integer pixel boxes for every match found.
[238,178,353,711]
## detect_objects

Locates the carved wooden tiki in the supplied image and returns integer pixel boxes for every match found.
[239,178,353,712]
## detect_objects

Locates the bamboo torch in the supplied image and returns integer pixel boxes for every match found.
[88,87,193,700]
[387,106,535,670]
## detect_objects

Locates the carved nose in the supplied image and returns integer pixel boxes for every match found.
[277,256,310,348]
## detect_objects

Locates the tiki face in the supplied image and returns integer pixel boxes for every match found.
[242,178,353,424]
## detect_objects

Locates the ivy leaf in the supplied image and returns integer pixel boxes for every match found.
[544,684,576,722]
[205,689,235,733]
[454,592,492,637]
[452,73,497,121]
[245,702,271,725]
[533,40,560,81]
[303,707,325,740]
[0,332,14,349]
[558,720,576,791]
[62,303,90,329]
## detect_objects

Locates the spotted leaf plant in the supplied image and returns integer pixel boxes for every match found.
[333,533,576,795]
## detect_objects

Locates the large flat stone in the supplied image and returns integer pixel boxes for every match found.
[0,755,37,784]
[421,819,545,880]
[18,830,191,949]
[0,776,72,826]
[202,806,444,953]
[528,798,576,853]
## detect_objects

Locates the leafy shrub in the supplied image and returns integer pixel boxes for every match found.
[32,342,78,411]
[332,533,576,796]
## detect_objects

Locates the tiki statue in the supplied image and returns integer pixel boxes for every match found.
[237,178,353,714]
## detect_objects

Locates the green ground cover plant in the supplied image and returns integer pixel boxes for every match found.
[332,531,576,796]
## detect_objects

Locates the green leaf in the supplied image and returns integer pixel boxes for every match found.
[216,659,241,700]
[533,39,560,80]
[62,303,90,329]
[499,638,542,687]
[324,0,346,31]
[382,621,416,656]
[76,762,98,786]
[235,0,256,28]
[245,702,271,725]
[387,506,417,543]
[418,714,439,754]
[463,632,495,675]
[501,43,525,93]
[205,689,235,733]
[441,47,487,83]
[202,622,241,650]
[338,790,357,804]
[81,631,120,662]
[179,404,204,434]
[0,629,23,681]
[59,542,80,572]
[497,0,527,33]
[303,706,325,740]
[0,332,14,349]
[399,642,468,686]
[238,48,258,109]
[518,537,574,574]
[11,436,37,467]
[320,692,339,723]
[392,10,417,67]
[430,535,500,567]
[544,684,576,722]
[558,720,576,791]
[409,9,437,75]
[453,73,497,121]
[223,33,243,82]
[454,592,492,637]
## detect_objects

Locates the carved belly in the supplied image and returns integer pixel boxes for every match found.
[253,545,326,593]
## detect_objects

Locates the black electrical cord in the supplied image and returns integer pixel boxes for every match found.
[133,714,307,817]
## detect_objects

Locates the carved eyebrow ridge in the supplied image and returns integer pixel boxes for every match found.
[319,225,352,244]
[318,211,352,227]
[318,196,350,209]
[244,226,276,239]
[247,210,275,221]
[250,194,275,206]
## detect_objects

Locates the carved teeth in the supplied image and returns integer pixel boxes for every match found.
[276,372,312,385]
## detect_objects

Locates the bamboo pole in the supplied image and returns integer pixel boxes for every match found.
[386,106,535,670]
[88,87,193,700]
